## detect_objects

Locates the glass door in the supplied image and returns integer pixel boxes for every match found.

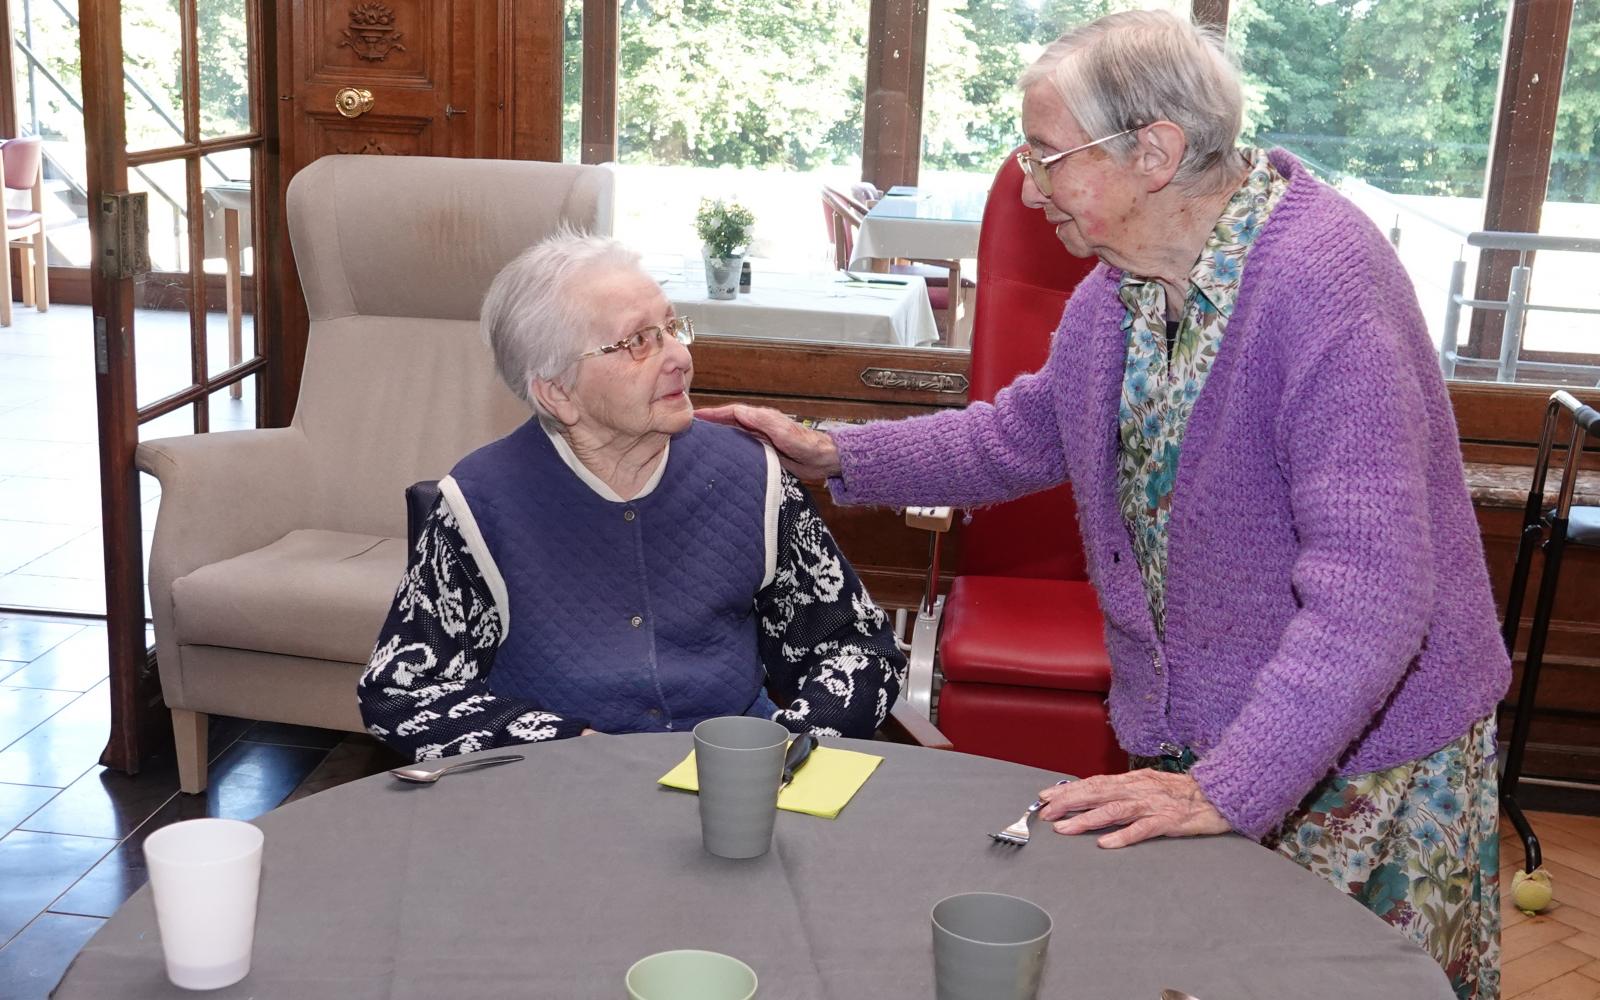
[80,0,266,772]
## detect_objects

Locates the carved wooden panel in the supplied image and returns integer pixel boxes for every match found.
[312,0,435,83]
[304,113,431,160]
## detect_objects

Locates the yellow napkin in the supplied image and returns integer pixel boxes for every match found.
[658,744,883,819]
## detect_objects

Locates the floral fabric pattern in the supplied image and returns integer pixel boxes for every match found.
[1116,147,1288,632]
[1269,716,1501,1000]
[358,470,905,761]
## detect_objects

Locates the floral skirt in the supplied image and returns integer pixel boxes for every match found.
[1267,717,1501,1000]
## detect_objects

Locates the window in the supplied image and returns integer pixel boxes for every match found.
[922,0,1188,193]
[612,0,871,268]
[1231,0,1507,364]
[10,0,89,265]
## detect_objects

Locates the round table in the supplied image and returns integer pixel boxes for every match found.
[54,735,1453,999]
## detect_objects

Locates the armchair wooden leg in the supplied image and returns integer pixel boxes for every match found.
[173,708,209,794]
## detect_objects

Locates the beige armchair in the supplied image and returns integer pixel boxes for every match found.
[138,154,614,793]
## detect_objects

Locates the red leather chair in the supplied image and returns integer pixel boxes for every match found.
[906,149,1124,778]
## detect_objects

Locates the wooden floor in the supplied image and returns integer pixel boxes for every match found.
[1501,810,1600,999]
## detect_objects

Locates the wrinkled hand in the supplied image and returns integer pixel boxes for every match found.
[696,404,842,481]
[1036,770,1230,849]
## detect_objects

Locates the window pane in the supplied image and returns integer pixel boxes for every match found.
[1231,0,1505,369]
[201,150,256,380]
[563,0,582,162]
[11,0,91,266]
[123,0,189,151]
[922,0,1188,182]
[614,0,870,268]
[198,0,253,139]
[1518,2,1600,379]
[131,157,195,408]
[207,374,258,431]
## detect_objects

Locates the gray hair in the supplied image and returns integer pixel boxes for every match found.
[1019,10,1242,190]
[480,227,642,426]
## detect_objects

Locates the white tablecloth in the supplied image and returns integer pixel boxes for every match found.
[659,266,938,348]
[850,188,985,267]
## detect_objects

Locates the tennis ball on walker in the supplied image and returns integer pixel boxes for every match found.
[1511,868,1553,914]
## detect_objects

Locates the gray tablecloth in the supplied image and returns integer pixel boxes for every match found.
[54,735,1453,999]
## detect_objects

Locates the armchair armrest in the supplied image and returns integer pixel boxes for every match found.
[879,698,953,750]
[137,427,315,590]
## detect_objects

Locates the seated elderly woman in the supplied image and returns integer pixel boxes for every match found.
[357,230,905,760]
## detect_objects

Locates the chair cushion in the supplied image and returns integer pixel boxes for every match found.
[924,285,950,311]
[6,209,40,230]
[939,575,1111,692]
[172,529,406,665]
[938,681,1126,777]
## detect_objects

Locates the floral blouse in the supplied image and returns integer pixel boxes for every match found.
[1116,147,1289,633]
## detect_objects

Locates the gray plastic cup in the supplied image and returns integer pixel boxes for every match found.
[931,892,1053,1000]
[692,716,788,859]
[626,949,758,1000]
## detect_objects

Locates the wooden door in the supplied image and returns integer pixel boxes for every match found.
[270,0,508,420]
[285,0,499,165]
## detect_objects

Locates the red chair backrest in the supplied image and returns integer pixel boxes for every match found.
[0,136,42,191]
[959,148,1098,580]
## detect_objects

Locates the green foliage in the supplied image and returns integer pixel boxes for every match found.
[612,0,870,169]
[695,197,756,257]
[1232,0,1598,202]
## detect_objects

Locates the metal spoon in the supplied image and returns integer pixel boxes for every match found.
[389,753,524,784]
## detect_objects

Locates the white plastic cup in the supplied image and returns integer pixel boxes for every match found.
[142,818,265,991]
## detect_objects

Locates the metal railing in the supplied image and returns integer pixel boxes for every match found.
[1440,231,1600,386]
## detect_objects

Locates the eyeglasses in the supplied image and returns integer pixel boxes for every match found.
[1016,126,1142,198]
[577,316,695,363]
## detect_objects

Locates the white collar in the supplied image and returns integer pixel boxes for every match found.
[540,424,670,502]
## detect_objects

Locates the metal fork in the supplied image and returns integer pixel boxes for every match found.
[989,778,1073,847]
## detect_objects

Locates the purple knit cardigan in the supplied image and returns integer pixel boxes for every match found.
[831,148,1509,839]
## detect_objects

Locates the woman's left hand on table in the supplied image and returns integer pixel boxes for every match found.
[1036,770,1231,848]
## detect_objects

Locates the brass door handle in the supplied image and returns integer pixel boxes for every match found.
[444,104,467,119]
[335,87,375,118]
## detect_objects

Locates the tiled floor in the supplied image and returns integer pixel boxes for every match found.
[0,302,257,617]
[0,612,399,998]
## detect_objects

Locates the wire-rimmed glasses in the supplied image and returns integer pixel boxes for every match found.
[577,316,695,362]
[1016,126,1141,197]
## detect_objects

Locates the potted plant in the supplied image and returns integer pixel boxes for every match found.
[695,198,755,300]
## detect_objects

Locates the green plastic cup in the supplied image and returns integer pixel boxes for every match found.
[625,949,758,1000]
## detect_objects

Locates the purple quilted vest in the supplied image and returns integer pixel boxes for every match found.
[449,418,769,733]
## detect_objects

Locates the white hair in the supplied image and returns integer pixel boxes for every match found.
[480,226,643,428]
[1019,9,1243,190]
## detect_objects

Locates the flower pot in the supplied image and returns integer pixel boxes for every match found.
[703,249,743,301]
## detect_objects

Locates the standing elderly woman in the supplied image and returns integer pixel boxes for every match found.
[358,230,905,761]
[707,11,1508,997]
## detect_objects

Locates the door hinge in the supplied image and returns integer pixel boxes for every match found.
[99,192,151,280]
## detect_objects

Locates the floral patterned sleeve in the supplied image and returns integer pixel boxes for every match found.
[356,496,590,761]
[757,471,907,738]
